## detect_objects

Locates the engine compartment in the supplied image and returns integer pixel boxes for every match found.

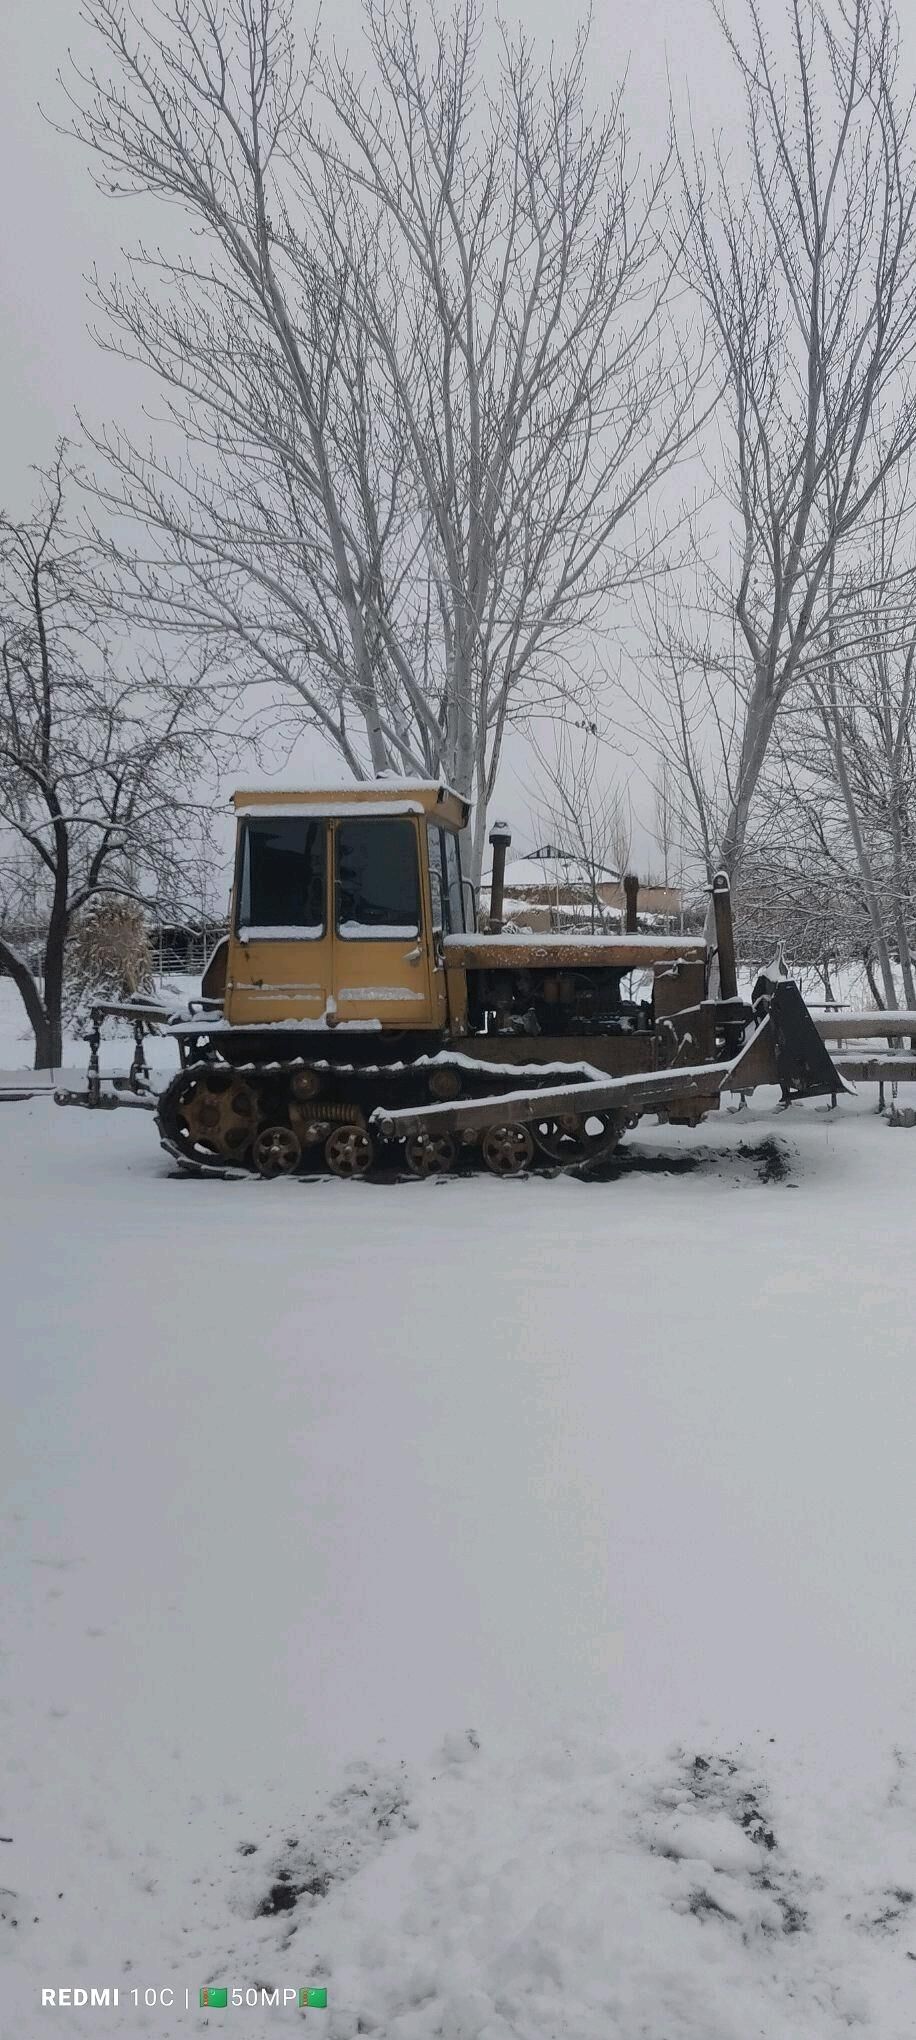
[466,964,653,1038]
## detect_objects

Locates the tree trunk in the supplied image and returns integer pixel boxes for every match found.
[39,917,67,1071]
[703,667,778,973]
[0,938,52,1068]
[32,1009,61,1071]
[888,789,916,1007]
[863,954,885,1009]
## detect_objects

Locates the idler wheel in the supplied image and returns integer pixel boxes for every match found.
[404,1131,457,1177]
[253,1125,301,1177]
[481,1123,535,1177]
[325,1124,374,1178]
[531,1111,624,1168]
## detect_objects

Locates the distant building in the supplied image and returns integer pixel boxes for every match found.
[482,844,682,931]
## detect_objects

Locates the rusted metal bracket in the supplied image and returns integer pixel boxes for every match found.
[372,1060,734,1141]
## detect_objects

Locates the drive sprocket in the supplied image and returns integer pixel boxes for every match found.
[157,1064,259,1168]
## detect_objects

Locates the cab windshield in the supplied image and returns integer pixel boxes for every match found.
[237,817,326,937]
[336,819,420,938]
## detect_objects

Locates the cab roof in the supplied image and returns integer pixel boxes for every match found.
[232,781,469,830]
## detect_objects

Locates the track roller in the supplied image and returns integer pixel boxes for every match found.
[481,1123,535,1177]
[404,1131,457,1177]
[253,1125,302,1177]
[325,1124,374,1178]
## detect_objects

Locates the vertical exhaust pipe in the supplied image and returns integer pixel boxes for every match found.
[623,871,639,934]
[711,871,738,1003]
[488,820,511,932]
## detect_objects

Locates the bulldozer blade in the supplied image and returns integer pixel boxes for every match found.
[767,980,853,1100]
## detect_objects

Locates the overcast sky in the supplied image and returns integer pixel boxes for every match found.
[2,0,905,874]
[0,0,724,498]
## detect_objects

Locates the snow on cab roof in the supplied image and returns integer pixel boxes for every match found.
[232,779,469,821]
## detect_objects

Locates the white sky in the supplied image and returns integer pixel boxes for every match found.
[0,0,722,497]
[2,0,902,888]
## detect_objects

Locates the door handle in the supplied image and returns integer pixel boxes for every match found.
[405,945,422,964]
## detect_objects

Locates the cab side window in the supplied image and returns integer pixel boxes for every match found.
[428,828,445,931]
[443,830,465,931]
[238,817,325,936]
[427,826,465,933]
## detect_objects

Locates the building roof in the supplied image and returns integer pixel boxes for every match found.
[524,846,619,878]
[485,854,620,892]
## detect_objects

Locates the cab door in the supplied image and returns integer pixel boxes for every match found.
[226,813,332,1025]
[330,816,440,1028]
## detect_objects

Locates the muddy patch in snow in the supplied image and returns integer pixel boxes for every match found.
[587,1134,794,1185]
[645,1747,809,1943]
[736,1135,792,1182]
[247,1761,413,1928]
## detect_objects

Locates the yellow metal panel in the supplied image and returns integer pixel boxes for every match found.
[444,934,707,970]
[444,963,468,1036]
[226,933,333,1026]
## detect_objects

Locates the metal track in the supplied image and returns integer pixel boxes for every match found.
[154,1052,603,1180]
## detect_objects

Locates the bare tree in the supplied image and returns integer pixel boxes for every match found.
[0,456,220,1067]
[808,478,916,1006]
[738,626,916,1006]
[651,756,684,928]
[734,820,864,994]
[627,583,732,894]
[773,561,916,1005]
[642,0,916,944]
[528,721,632,932]
[67,0,699,878]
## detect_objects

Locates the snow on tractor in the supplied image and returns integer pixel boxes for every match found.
[56,779,852,1177]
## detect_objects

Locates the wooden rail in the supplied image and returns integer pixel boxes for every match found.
[814,1012,916,1040]
[831,1056,916,1083]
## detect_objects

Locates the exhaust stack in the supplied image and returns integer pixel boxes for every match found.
[488,820,511,932]
[712,871,738,1003]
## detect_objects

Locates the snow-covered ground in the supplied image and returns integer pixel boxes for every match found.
[5,975,916,2036]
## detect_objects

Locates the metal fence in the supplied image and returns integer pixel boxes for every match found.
[0,921,227,988]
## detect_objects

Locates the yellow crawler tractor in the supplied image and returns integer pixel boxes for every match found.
[57,779,847,1177]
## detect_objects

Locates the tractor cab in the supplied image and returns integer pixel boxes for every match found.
[219,782,470,1032]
